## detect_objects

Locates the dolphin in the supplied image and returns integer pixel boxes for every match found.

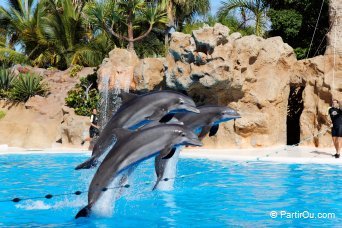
[75,91,199,170]
[153,105,241,190]
[75,124,202,218]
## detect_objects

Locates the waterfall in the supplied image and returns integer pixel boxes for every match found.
[99,75,110,131]
[98,68,133,131]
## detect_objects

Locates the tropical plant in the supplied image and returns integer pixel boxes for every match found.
[0,0,42,58]
[86,0,168,51]
[11,73,48,101]
[0,68,16,90]
[182,14,254,36]
[218,0,268,36]
[65,74,99,116]
[163,0,210,46]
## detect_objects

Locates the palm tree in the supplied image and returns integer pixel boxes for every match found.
[163,0,210,45]
[30,0,109,68]
[87,0,167,51]
[218,0,268,36]
[0,0,42,56]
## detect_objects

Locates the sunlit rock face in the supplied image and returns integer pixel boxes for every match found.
[132,23,341,148]
[326,0,342,56]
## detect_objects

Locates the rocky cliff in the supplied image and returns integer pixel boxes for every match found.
[98,23,341,149]
[1,23,341,149]
[0,66,94,148]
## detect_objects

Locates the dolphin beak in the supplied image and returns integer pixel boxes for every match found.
[186,138,203,147]
[185,106,200,113]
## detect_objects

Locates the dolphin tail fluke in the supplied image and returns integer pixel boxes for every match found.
[75,157,97,170]
[75,205,92,219]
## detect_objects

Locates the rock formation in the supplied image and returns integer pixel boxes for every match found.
[326,0,342,55]
[1,23,341,149]
[129,23,340,148]
[0,66,95,148]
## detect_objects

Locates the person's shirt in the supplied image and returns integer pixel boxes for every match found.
[90,114,98,126]
[329,107,342,127]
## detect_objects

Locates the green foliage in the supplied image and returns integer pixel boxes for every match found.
[218,0,268,36]
[135,32,165,58]
[70,65,83,77]
[294,47,308,60]
[0,68,16,90]
[0,110,5,120]
[65,73,99,116]
[0,48,29,67]
[265,0,329,59]
[0,0,112,69]
[182,15,254,36]
[267,9,302,40]
[11,73,48,101]
[85,0,167,51]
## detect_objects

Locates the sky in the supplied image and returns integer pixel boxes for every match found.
[1,0,222,14]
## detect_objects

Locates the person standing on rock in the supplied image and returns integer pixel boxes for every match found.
[81,108,100,146]
[329,99,342,158]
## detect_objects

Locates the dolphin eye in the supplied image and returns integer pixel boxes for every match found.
[179,101,184,105]
[181,132,186,137]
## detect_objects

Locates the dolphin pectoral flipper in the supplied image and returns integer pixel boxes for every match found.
[159,113,175,123]
[75,156,97,170]
[75,205,92,219]
[161,147,177,159]
[209,124,219,136]
[198,126,211,139]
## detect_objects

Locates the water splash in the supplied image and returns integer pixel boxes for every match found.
[99,75,110,130]
[98,69,132,130]
[155,147,182,191]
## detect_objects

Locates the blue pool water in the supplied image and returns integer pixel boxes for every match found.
[0,153,341,227]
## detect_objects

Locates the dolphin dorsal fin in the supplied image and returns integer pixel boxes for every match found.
[119,92,138,104]
[112,128,132,141]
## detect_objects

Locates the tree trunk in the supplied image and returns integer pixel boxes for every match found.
[127,9,134,51]
[165,1,174,48]
[326,0,342,55]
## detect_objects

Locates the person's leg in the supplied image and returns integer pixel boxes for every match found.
[337,137,341,156]
[332,137,338,153]
[81,128,94,145]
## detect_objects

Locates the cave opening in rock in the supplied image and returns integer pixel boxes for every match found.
[287,85,305,145]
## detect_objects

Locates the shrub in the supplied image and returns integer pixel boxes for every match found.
[0,68,16,91]
[65,73,99,116]
[70,65,83,77]
[11,73,48,101]
[0,110,5,120]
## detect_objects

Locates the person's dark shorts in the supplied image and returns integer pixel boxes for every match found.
[332,126,342,137]
[89,127,99,138]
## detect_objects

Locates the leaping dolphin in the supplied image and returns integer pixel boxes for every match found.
[153,105,241,190]
[75,124,202,218]
[75,91,199,170]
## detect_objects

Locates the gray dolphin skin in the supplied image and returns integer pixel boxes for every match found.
[75,91,199,170]
[75,124,202,218]
[153,105,241,190]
